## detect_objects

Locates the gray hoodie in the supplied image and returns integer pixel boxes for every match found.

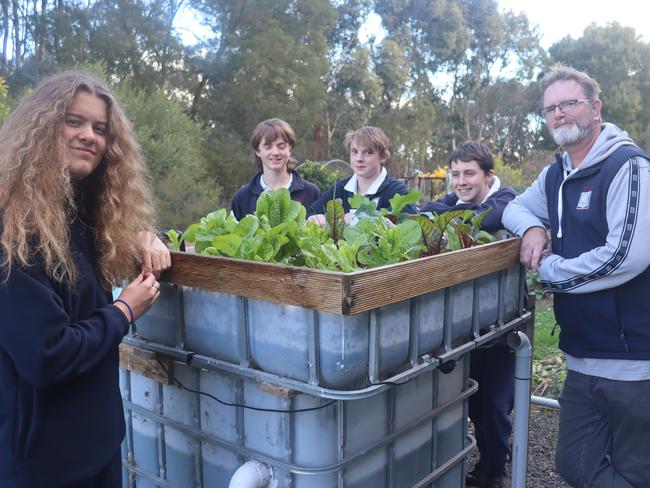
[502,122,650,294]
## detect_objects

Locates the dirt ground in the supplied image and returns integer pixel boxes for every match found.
[466,406,570,487]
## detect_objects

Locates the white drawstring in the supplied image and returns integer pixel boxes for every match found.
[556,163,572,239]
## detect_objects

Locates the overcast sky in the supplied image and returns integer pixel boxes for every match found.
[497,0,649,48]
[176,1,649,49]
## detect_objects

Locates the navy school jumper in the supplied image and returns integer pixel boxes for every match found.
[306,176,417,216]
[231,170,321,220]
[0,217,130,487]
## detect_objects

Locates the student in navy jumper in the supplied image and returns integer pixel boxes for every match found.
[0,71,170,487]
[307,126,416,223]
[503,66,650,487]
[231,118,320,219]
[423,142,517,488]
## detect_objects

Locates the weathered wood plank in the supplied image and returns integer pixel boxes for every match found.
[160,238,521,315]
[119,343,174,384]
[343,238,521,314]
[163,252,345,314]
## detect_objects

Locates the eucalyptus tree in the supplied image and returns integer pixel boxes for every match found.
[373,0,545,164]
[315,0,378,160]
[1,0,187,90]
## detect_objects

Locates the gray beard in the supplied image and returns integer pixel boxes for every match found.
[551,123,590,146]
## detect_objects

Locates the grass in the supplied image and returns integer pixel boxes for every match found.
[531,302,566,397]
[533,305,560,360]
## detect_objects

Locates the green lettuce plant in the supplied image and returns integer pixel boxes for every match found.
[166,188,496,272]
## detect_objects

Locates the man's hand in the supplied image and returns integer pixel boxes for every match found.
[520,226,550,272]
[137,231,172,278]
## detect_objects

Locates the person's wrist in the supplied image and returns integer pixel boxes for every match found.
[114,298,135,324]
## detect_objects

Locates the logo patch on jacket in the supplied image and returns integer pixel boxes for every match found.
[577,186,592,211]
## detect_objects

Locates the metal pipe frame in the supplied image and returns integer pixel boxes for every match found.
[136,267,524,393]
[123,311,530,402]
[121,378,478,481]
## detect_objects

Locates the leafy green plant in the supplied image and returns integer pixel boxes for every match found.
[168,188,497,272]
[325,198,346,241]
[415,208,496,256]
[526,271,550,299]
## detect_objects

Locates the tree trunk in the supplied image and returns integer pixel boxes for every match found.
[11,0,20,69]
[1,0,9,68]
[36,0,46,61]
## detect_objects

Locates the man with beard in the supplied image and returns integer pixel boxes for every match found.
[503,66,650,487]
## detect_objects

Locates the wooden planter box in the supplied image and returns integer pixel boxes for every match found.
[133,237,523,390]
[162,237,521,315]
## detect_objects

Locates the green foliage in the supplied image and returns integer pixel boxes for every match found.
[172,188,496,272]
[325,198,346,241]
[532,303,566,397]
[165,229,183,252]
[526,271,550,299]
[113,78,221,229]
[388,189,420,222]
[12,0,634,224]
[0,76,9,124]
[296,160,352,192]
[349,218,425,268]
[533,306,560,360]
[494,155,525,192]
[418,208,496,255]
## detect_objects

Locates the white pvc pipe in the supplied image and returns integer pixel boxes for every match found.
[507,330,533,488]
[531,394,561,410]
[228,460,274,488]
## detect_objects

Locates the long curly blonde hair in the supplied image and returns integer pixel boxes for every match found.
[0,71,155,286]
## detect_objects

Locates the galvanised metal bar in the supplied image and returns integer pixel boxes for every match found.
[335,402,348,488]
[122,371,136,488]
[337,400,345,488]
[368,308,380,384]
[307,310,320,385]
[192,367,203,488]
[433,311,532,366]
[408,297,421,368]
[387,386,396,486]
[120,461,186,488]
[174,284,186,350]
[122,311,531,401]
[443,287,453,352]
[497,269,506,327]
[156,382,167,481]
[471,278,481,339]
[121,379,478,478]
[518,265,527,313]
[410,435,477,488]
[239,297,250,368]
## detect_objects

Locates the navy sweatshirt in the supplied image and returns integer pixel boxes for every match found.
[306,176,417,216]
[0,217,130,486]
[231,170,321,220]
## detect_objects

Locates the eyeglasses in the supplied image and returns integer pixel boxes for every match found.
[539,99,593,118]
